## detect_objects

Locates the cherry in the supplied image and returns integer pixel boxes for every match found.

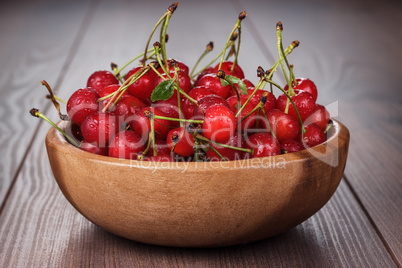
[213,61,245,79]
[285,78,318,102]
[228,79,255,97]
[125,66,157,101]
[193,66,214,87]
[264,109,301,143]
[98,84,131,108]
[246,132,281,158]
[129,107,172,140]
[166,127,195,157]
[245,89,276,113]
[181,86,216,119]
[193,94,229,120]
[226,95,257,132]
[146,139,171,157]
[80,139,109,156]
[280,139,304,153]
[114,95,146,120]
[67,87,101,125]
[202,105,236,143]
[87,70,119,93]
[205,132,246,161]
[196,73,232,99]
[304,104,330,130]
[80,111,121,147]
[276,90,316,122]
[166,58,190,75]
[300,124,326,148]
[152,98,181,128]
[108,130,145,159]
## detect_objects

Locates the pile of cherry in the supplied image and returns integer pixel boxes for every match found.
[33,5,331,162]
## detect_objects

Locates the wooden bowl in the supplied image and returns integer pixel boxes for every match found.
[45,120,349,248]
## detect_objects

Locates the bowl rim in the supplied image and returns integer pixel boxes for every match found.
[46,119,348,170]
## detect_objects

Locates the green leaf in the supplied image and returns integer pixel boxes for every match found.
[150,79,175,102]
[223,75,248,95]
[220,78,230,87]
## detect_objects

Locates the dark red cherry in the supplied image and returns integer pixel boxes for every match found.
[226,95,257,132]
[264,109,301,143]
[285,78,318,102]
[276,90,316,122]
[193,66,214,87]
[181,86,216,119]
[166,127,195,157]
[129,107,172,140]
[193,95,229,120]
[114,95,146,120]
[246,132,281,158]
[108,130,145,159]
[80,139,108,156]
[146,139,171,157]
[228,79,255,97]
[125,66,157,101]
[152,98,181,128]
[245,89,276,114]
[205,132,246,161]
[280,139,304,153]
[87,70,119,93]
[99,84,130,108]
[213,61,245,79]
[300,124,326,148]
[196,73,232,99]
[304,104,330,131]
[67,87,101,125]
[80,111,120,147]
[202,105,236,143]
[166,58,190,75]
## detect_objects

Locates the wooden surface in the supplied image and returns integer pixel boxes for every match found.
[0,0,401,267]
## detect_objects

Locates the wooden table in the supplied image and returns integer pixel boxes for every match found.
[1,0,401,267]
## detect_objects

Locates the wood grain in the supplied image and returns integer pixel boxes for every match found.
[0,0,401,266]
[0,0,94,206]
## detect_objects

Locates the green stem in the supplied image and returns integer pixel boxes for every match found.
[142,13,168,66]
[201,141,226,161]
[218,21,241,71]
[195,133,253,154]
[261,108,277,140]
[190,43,213,78]
[115,48,155,77]
[153,115,204,124]
[161,14,171,71]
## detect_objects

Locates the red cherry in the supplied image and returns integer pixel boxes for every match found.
[304,104,330,131]
[193,95,229,120]
[193,66,214,87]
[166,127,195,157]
[285,78,318,102]
[146,139,171,157]
[245,89,276,114]
[87,70,119,93]
[129,107,172,140]
[152,98,181,128]
[166,58,190,75]
[300,124,326,148]
[276,90,316,122]
[125,66,157,101]
[181,86,216,119]
[108,130,145,159]
[202,105,236,143]
[246,132,281,158]
[228,79,255,97]
[80,111,120,147]
[226,95,257,132]
[280,139,304,153]
[67,87,101,125]
[205,132,246,161]
[114,95,146,120]
[213,61,245,79]
[196,73,232,99]
[98,84,130,108]
[264,109,301,143]
[80,139,109,156]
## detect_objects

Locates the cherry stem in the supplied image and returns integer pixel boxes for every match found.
[153,114,204,124]
[30,108,79,147]
[237,102,263,125]
[235,42,298,118]
[41,80,69,120]
[231,16,243,73]
[190,49,224,79]
[201,141,226,161]
[261,107,277,140]
[324,120,333,134]
[142,12,168,66]
[189,41,213,78]
[194,133,253,154]
[46,94,67,104]
[160,14,171,71]
[141,131,154,157]
[150,115,157,156]
[218,13,245,71]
